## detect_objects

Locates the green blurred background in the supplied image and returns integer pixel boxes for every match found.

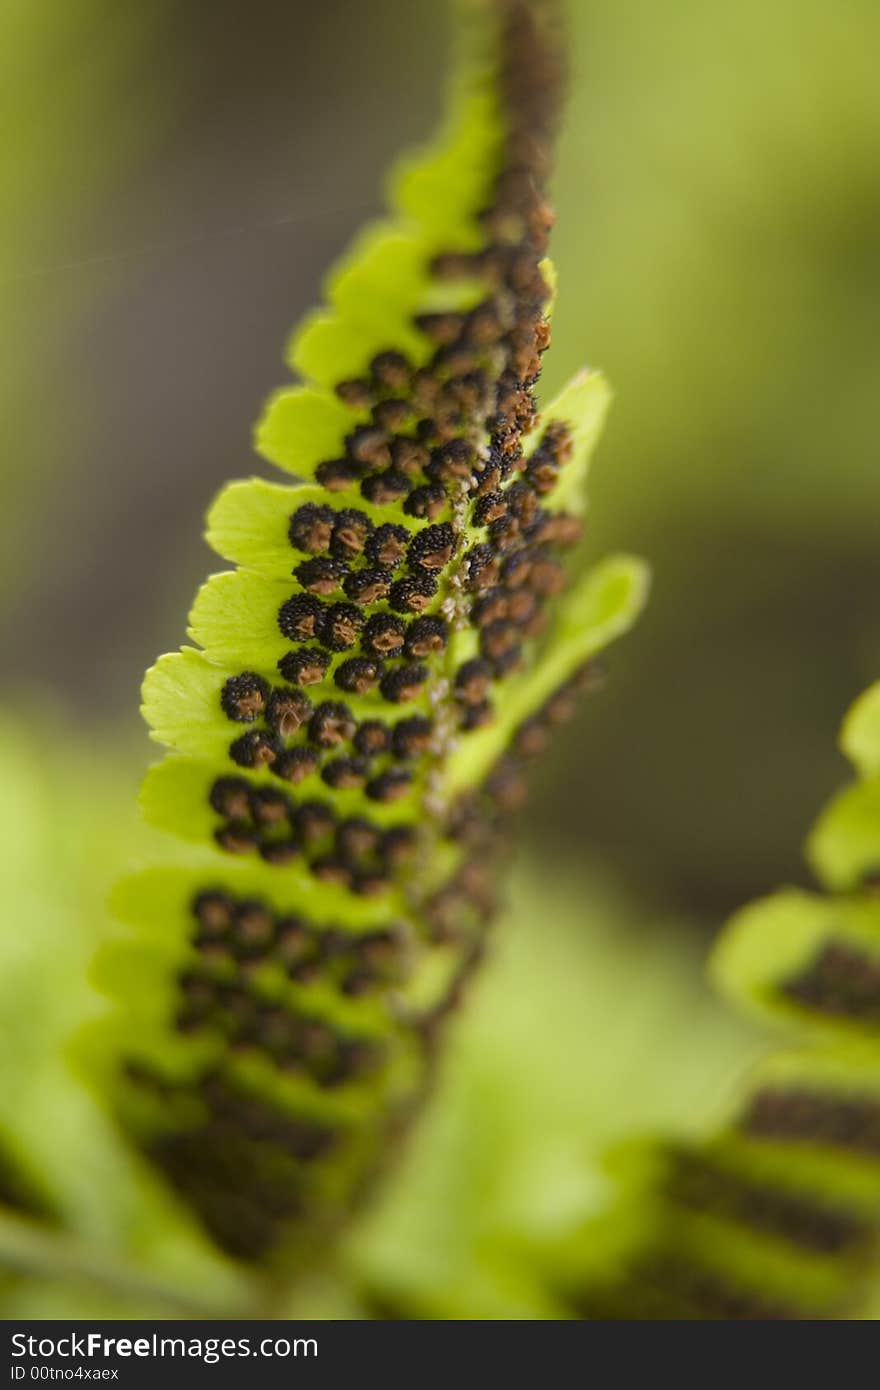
[1,0,878,1316]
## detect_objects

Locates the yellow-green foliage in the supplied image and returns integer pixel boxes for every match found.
[551,682,880,1319]
[79,0,647,1276]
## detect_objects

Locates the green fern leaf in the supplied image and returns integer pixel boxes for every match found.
[82,0,646,1271]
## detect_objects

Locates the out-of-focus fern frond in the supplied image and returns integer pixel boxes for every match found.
[552,679,880,1319]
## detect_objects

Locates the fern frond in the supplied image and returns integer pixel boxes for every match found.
[553,678,880,1319]
[84,0,646,1271]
